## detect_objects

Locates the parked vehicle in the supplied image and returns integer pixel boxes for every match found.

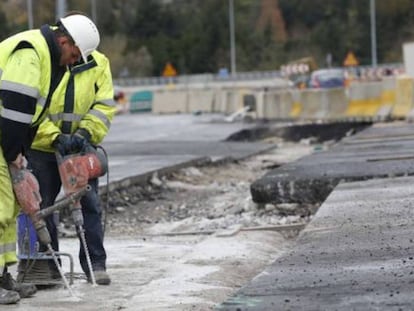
[309,68,345,88]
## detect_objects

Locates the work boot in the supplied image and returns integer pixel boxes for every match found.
[88,270,111,285]
[0,287,20,304]
[1,272,37,298]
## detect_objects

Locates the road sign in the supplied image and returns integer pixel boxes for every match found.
[281,63,310,76]
[162,62,177,77]
[343,51,359,67]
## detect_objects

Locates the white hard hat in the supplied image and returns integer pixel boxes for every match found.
[60,14,100,63]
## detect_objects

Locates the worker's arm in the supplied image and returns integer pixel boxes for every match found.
[77,55,116,145]
[32,116,62,149]
[0,48,40,162]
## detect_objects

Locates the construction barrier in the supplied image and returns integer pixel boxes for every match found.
[391,75,414,119]
[217,89,258,115]
[299,89,331,120]
[152,90,188,114]
[345,81,382,118]
[380,77,396,113]
[323,88,348,119]
[187,89,216,113]
[290,89,302,118]
[212,88,226,112]
[220,90,240,114]
[129,91,152,113]
[132,75,414,121]
[256,90,295,120]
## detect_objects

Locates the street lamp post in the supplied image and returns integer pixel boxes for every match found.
[91,0,97,23]
[370,0,377,67]
[56,0,67,20]
[229,0,236,75]
[27,0,33,29]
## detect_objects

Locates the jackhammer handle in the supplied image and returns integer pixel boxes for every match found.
[36,185,91,219]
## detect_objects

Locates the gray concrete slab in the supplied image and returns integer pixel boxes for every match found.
[218,175,414,310]
[251,122,414,204]
[99,113,276,188]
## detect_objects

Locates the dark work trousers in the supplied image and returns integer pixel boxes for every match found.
[26,149,107,274]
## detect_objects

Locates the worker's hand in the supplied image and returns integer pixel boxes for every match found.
[69,129,91,153]
[53,134,72,155]
[69,134,87,153]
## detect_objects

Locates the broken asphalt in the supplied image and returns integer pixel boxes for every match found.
[218,121,414,310]
[10,113,414,310]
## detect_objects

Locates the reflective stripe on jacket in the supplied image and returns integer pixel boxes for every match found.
[0,27,54,127]
[31,50,116,153]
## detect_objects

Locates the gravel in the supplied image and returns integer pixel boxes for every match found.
[99,141,319,238]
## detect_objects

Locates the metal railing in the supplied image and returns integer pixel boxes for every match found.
[113,64,404,87]
[114,70,283,87]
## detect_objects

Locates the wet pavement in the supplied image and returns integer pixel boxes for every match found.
[99,113,277,189]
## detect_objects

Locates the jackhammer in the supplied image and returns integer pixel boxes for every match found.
[55,145,108,286]
[11,144,107,289]
[9,165,88,295]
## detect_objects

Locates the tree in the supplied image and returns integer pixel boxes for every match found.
[3,0,410,78]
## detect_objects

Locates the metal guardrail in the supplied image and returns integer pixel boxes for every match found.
[114,70,284,87]
[114,63,404,87]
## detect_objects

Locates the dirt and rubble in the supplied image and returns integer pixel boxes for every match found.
[103,139,318,238]
[9,139,320,311]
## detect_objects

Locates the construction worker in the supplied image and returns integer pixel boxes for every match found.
[0,14,100,304]
[18,47,116,286]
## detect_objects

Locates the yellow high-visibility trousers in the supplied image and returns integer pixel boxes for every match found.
[0,145,18,271]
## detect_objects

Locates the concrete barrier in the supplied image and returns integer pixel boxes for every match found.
[222,89,241,114]
[213,88,226,113]
[377,77,396,120]
[345,81,382,118]
[381,77,396,106]
[142,79,412,121]
[219,88,260,115]
[299,89,331,120]
[324,88,348,119]
[290,89,302,119]
[129,91,152,113]
[255,88,347,121]
[391,75,414,119]
[256,90,295,120]
[152,89,188,114]
[187,89,215,113]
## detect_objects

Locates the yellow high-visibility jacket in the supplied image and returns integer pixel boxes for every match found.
[0,25,65,161]
[0,24,64,272]
[31,50,116,153]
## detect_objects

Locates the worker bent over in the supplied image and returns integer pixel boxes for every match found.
[0,14,100,304]
[18,13,115,287]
